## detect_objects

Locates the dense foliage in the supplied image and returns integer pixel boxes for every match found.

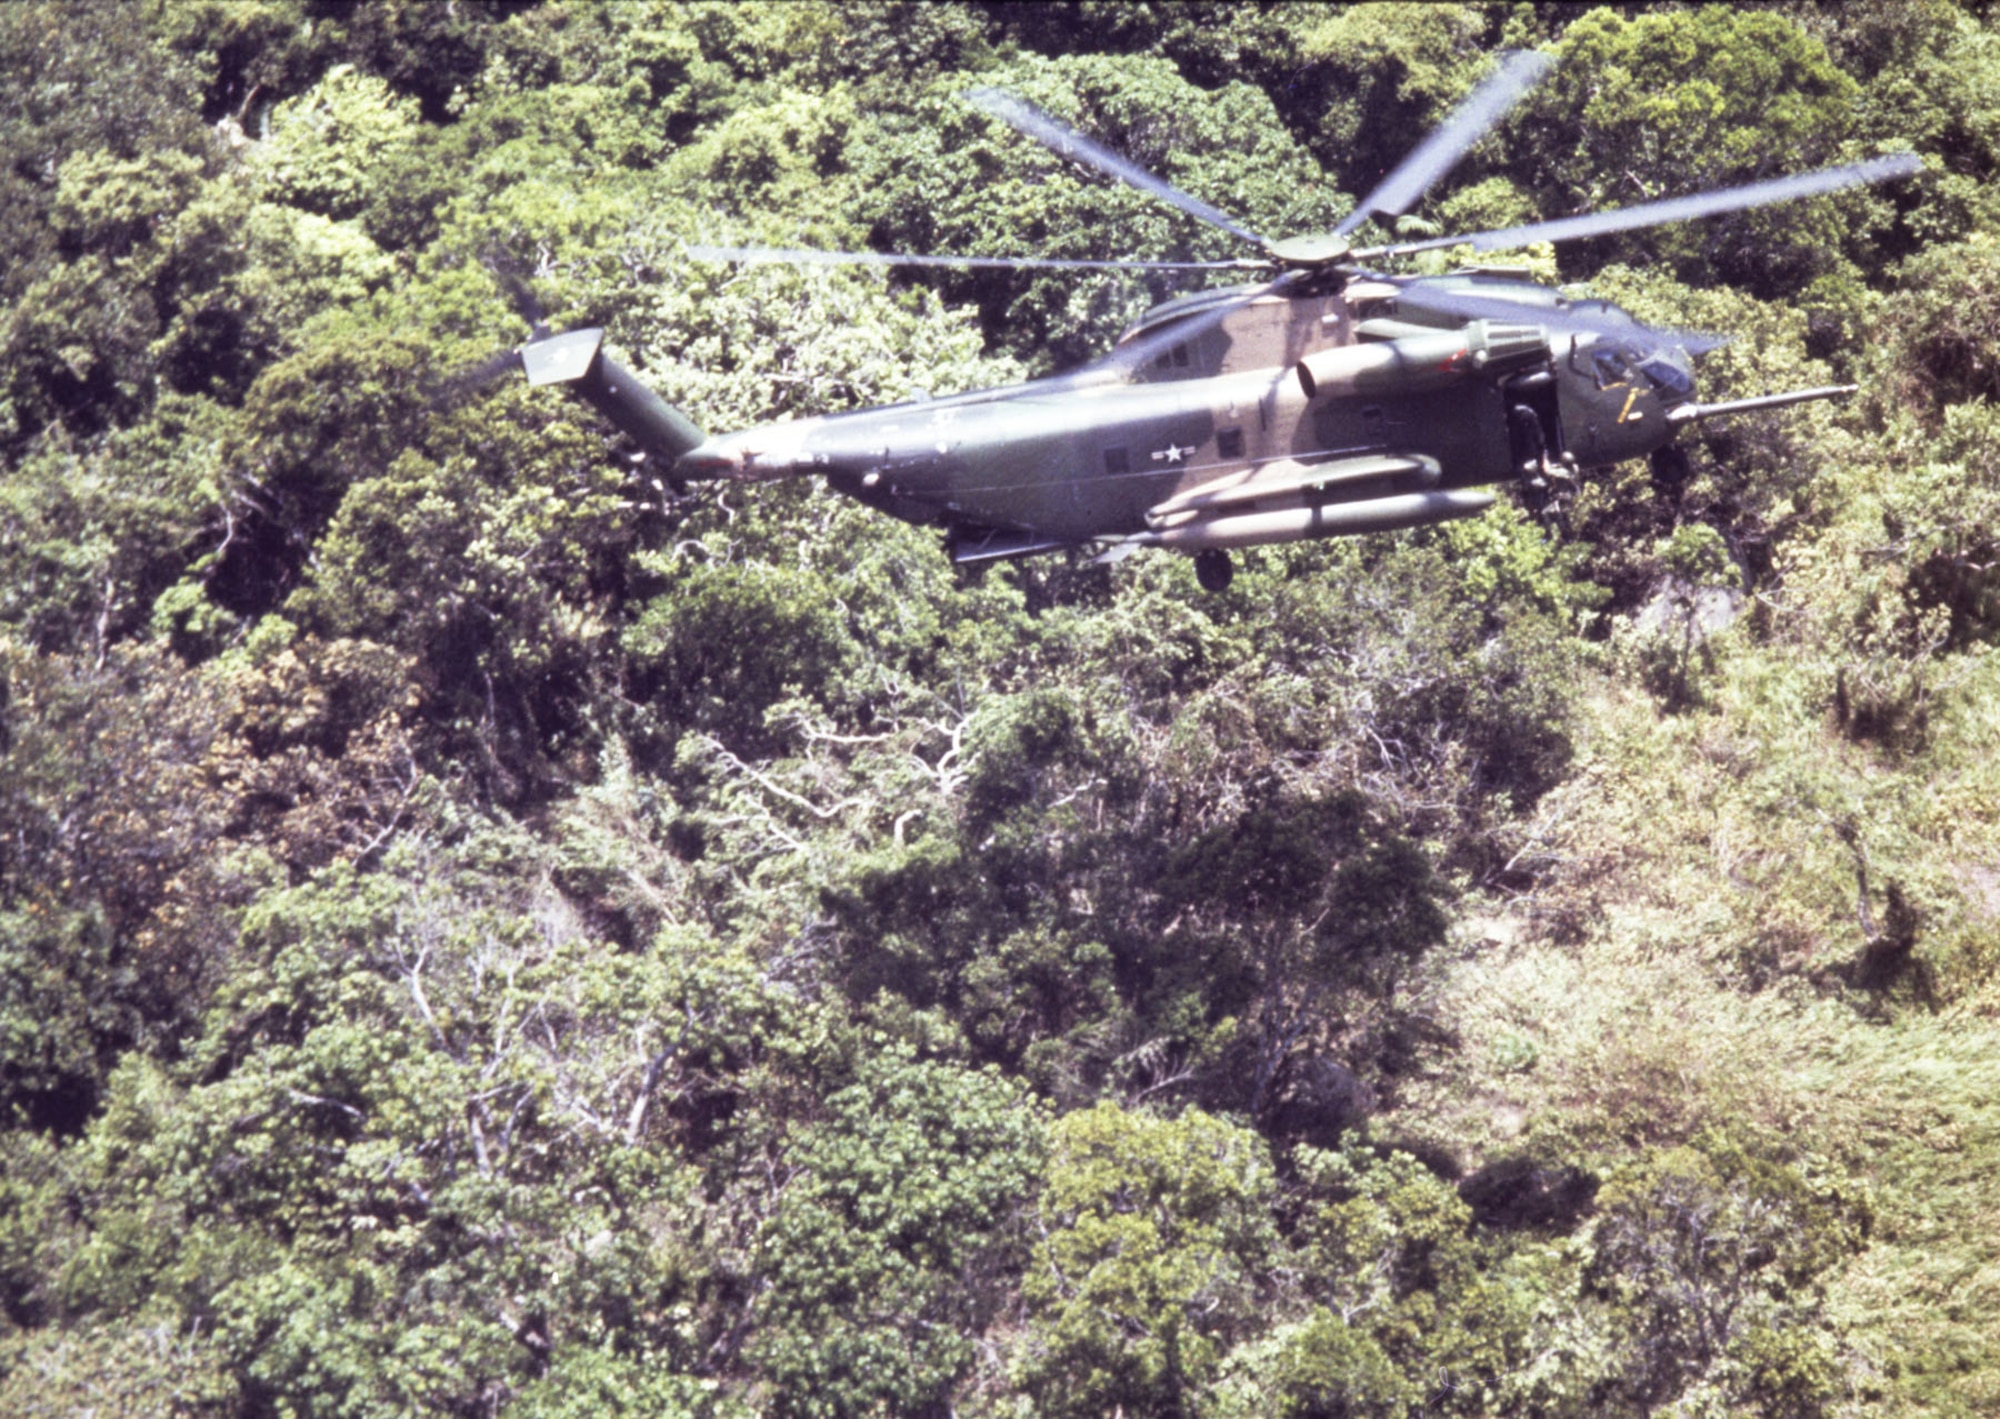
[3,2,1999,1415]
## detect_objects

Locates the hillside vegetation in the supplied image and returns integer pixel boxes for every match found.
[3,3,1999,1415]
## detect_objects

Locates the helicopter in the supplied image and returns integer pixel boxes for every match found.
[502,52,1921,593]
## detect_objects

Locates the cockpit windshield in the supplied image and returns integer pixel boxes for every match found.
[1588,339,1693,397]
[1636,350,1693,397]
[1590,347,1635,388]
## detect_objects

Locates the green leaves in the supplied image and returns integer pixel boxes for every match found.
[751,1051,1044,1416]
[1588,1133,1867,1413]
[626,553,856,761]
[5,4,2000,1415]
[257,65,420,221]
[1528,9,1867,293]
[1019,1103,1275,1419]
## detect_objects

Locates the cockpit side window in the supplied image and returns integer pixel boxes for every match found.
[1592,348,1634,388]
[1637,351,1693,396]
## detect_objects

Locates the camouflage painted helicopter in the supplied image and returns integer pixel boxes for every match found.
[507,52,1919,592]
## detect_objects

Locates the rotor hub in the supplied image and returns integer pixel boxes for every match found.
[1264,234,1356,269]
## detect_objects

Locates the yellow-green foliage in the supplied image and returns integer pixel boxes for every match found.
[1019,1103,1276,1417]
[6,3,2000,1416]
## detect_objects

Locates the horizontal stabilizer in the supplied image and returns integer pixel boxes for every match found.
[520,328,605,387]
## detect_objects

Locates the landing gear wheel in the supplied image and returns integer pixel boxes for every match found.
[1195,548,1234,592]
[1650,445,1691,500]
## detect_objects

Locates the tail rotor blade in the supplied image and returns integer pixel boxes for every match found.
[432,347,526,409]
[481,249,553,338]
[432,259,557,407]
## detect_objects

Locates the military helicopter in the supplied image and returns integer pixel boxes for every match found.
[503,52,1919,592]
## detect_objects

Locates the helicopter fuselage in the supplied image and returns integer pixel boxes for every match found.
[525,267,1840,587]
[672,276,1690,560]
[520,63,1908,585]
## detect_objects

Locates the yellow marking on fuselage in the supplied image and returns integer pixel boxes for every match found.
[1618,386,1643,423]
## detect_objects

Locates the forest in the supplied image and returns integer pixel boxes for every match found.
[2,1,1999,1414]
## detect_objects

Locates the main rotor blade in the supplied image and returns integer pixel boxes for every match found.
[1334,50,1556,238]
[965,86,1267,248]
[687,243,1250,273]
[1357,152,1924,258]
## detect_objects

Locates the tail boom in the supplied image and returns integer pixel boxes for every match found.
[520,328,709,469]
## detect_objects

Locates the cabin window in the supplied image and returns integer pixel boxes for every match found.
[1104,446,1130,475]
[1217,428,1244,459]
[1361,405,1386,439]
[1171,342,1191,368]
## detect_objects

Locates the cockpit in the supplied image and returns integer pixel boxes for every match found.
[1579,339,1694,398]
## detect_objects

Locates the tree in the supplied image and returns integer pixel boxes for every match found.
[0,643,244,1128]
[0,0,208,448]
[1253,1144,1532,1419]
[1588,1134,1866,1414]
[1160,789,1449,1126]
[1791,0,2000,250]
[1522,8,1870,296]
[750,1051,1044,1417]
[1018,1102,1276,1418]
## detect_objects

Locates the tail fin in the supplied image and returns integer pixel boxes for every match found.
[521,329,707,466]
